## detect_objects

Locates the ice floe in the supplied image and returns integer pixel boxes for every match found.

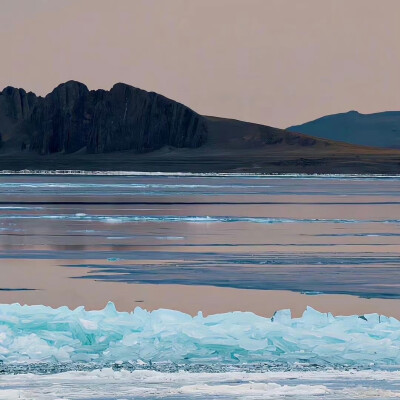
[1,303,400,368]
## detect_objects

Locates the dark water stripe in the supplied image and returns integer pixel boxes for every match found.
[66,263,400,299]
[1,250,399,264]
[0,240,396,247]
[1,201,400,205]
[2,215,400,224]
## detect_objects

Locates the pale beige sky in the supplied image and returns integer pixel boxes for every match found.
[0,0,399,127]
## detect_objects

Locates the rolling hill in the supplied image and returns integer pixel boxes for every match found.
[287,111,400,149]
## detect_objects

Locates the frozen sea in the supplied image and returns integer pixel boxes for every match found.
[1,172,400,399]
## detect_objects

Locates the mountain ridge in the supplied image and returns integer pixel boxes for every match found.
[287,110,400,149]
[0,80,207,155]
[0,82,399,173]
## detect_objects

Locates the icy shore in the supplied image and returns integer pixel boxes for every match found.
[2,368,400,399]
[1,302,400,368]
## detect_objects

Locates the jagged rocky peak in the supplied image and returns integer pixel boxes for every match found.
[44,80,89,111]
[0,86,37,121]
[86,82,207,153]
[19,81,207,154]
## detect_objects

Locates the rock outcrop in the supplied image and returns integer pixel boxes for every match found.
[0,87,38,150]
[30,81,92,154]
[86,83,206,154]
[0,81,207,154]
[0,86,37,121]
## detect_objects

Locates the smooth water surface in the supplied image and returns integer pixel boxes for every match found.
[0,174,399,303]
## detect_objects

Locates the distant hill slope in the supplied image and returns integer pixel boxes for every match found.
[287,111,400,149]
[0,82,399,173]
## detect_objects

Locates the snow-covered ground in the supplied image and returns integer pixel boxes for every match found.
[2,368,400,399]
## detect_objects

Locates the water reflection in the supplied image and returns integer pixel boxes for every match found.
[0,174,399,312]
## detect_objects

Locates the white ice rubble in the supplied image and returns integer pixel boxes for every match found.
[1,302,400,367]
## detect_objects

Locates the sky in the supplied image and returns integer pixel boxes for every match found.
[0,0,399,128]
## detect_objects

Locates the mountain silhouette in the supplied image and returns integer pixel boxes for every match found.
[288,111,400,149]
[0,82,399,173]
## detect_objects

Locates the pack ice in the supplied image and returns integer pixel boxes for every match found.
[0,302,399,367]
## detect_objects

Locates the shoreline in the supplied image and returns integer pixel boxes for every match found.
[3,368,400,399]
[0,169,400,177]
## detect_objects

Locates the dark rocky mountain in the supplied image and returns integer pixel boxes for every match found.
[0,82,399,173]
[0,86,38,150]
[0,81,207,154]
[287,111,400,149]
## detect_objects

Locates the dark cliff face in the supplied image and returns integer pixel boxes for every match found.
[86,83,205,153]
[0,87,38,150]
[30,81,92,154]
[0,81,207,154]
[0,86,37,121]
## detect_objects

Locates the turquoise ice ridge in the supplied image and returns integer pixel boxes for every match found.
[0,303,398,367]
